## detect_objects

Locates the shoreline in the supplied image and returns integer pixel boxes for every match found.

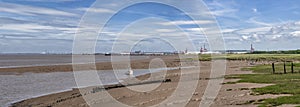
[6,88,75,107]
[5,70,164,107]
[3,69,166,107]
[7,60,246,107]
[0,55,180,74]
[4,59,287,107]
[8,68,180,107]
[7,67,180,107]
[1,56,180,106]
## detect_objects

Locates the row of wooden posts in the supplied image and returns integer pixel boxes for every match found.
[272,62,296,74]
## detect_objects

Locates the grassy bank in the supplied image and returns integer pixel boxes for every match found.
[227,63,300,107]
[199,54,300,61]
[242,63,300,74]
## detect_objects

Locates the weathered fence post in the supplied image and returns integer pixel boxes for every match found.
[272,63,275,74]
[284,62,287,74]
[291,62,294,73]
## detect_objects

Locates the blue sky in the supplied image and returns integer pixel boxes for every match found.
[1,0,300,53]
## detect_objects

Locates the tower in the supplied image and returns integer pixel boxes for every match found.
[185,48,188,54]
[250,44,255,53]
[203,44,207,52]
[200,47,203,53]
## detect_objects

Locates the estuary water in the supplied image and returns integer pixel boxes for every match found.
[0,67,175,107]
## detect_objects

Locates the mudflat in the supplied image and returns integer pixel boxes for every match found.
[0,55,179,74]
[7,59,288,107]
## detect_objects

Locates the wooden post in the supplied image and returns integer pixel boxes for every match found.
[284,62,287,74]
[272,63,275,74]
[291,62,294,73]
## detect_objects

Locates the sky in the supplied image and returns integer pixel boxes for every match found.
[1,0,300,53]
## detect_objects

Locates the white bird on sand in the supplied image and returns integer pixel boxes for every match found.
[126,67,133,75]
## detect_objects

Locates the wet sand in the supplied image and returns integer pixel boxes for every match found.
[6,60,289,107]
[0,55,180,74]
[0,68,179,107]
[0,54,151,68]
[0,55,180,106]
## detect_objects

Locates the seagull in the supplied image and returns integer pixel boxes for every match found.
[126,67,133,75]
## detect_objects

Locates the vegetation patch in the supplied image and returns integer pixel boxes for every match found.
[199,54,300,61]
[226,63,300,106]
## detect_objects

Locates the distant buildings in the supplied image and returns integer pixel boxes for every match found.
[200,44,208,53]
[104,44,256,56]
[104,51,179,56]
[225,50,248,54]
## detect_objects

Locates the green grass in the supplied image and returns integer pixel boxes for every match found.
[242,63,300,74]
[227,63,300,106]
[253,82,300,95]
[259,95,300,107]
[199,54,300,61]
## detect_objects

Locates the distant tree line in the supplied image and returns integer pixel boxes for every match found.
[250,50,300,54]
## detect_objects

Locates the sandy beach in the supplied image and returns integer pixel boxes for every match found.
[1,56,289,107]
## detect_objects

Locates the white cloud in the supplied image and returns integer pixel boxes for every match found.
[252,8,257,13]
[209,9,238,17]
[290,31,300,37]
[221,28,237,33]
[228,20,300,43]
[295,21,300,25]
[185,26,230,35]
[158,20,214,26]
[240,33,261,43]
[0,23,77,33]
[1,24,53,32]
[77,7,114,14]
[185,28,203,32]
[155,29,177,33]
[271,35,282,40]
[0,2,77,16]
[246,17,272,26]
[236,27,271,34]
[206,0,239,18]
[241,35,249,40]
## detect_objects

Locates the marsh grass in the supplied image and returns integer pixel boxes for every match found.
[227,63,300,107]
[199,54,300,61]
[242,63,300,74]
